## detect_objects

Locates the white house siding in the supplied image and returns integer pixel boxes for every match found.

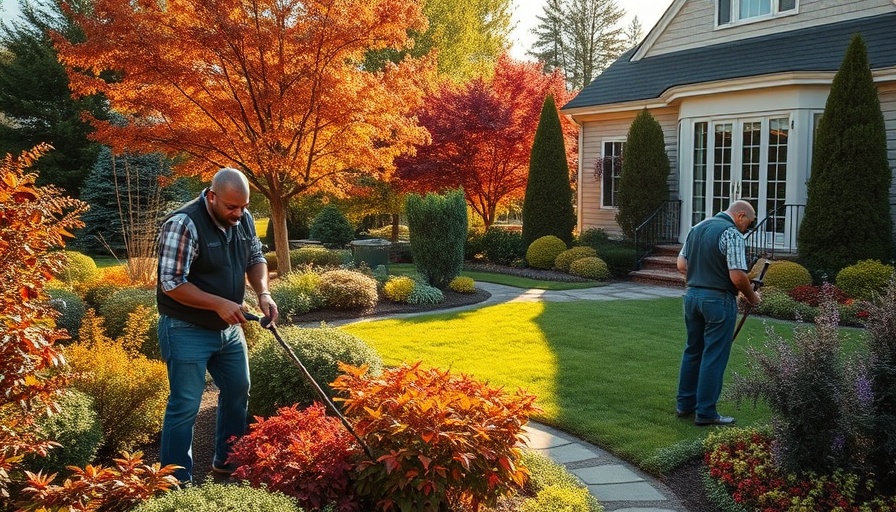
[880,82,896,231]
[645,0,895,59]
[576,107,680,236]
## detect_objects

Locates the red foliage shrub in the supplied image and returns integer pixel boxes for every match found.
[17,451,179,512]
[332,362,541,511]
[788,284,849,307]
[228,403,360,511]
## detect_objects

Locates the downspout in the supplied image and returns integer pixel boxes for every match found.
[569,114,584,234]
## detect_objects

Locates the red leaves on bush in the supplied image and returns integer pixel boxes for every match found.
[227,403,361,511]
[332,362,541,511]
[788,284,849,307]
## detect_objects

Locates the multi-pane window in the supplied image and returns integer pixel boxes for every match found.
[718,0,796,26]
[692,122,708,225]
[766,117,788,234]
[602,141,624,208]
[711,123,733,216]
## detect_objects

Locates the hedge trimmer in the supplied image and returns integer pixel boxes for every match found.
[732,259,770,342]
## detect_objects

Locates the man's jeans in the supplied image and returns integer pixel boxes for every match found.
[677,288,737,421]
[158,315,250,483]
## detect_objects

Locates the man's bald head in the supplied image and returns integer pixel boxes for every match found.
[210,167,250,196]
[726,200,756,234]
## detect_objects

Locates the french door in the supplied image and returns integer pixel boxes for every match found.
[692,116,790,246]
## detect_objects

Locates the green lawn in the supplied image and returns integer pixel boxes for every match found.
[389,263,604,290]
[341,298,867,469]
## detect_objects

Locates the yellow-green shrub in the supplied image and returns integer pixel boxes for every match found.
[66,310,168,452]
[554,246,598,273]
[24,389,103,477]
[526,235,567,269]
[98,287,156,339]
[55,251,99,285]
[752,260,812,292]
[318,269,378,309]
[270,269,324,316]
[384,275,416,302]
[289,247,348,269]
[521,486,602,512]
[448,276,476,294]
[569,257,610,280]
[263,251,277,272]
[836,259,894,301]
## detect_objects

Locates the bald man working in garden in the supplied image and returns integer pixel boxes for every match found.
[156,167,278,483]
[675,200,761,426]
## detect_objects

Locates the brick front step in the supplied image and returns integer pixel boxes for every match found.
[639,255,678,272]
[629,269,686,288]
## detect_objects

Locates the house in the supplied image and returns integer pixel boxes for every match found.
[561,0,896,255]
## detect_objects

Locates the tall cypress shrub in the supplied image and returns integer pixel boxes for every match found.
[522,95,575,249]
[798,34,893,276]
[615,109,670,239]
[406,188,467,289]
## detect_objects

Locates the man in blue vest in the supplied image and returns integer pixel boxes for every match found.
[675,200,760,426]
[156,167,278,483]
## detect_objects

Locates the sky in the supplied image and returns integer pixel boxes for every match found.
[1,0,677,58]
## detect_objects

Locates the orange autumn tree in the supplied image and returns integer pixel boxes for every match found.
[0,145,87,499]
[396,55,575,228]
[55,0,434,274]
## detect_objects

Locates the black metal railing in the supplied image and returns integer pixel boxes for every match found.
[744,204,805,267]
[634,200,682,270]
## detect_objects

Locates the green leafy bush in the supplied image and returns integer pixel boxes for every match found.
[309,204,355,248]
[47,287,86,342]
[595,239,636,277]
[751,260,812,292]
[263,251,277,272]
[98,287,156,339]
[526,235,567,269]
[836,259,894,301]
[318,269,378,310]
[55,250,99,284]
[131,482,302,512]
[480,227,525,265]
[406,189,467,288]
[367,224,408,240]
[25,389,102,477]
[569,257,610,280]
[449,276,476,294]
[753,289,818,322]
[465,229,485,261]
[229,404,358,510]
[576,228,610,250]
[407,282,444,305]
[554,246,597,273]
[247,325,383,418]
[383,275,416,303]
[271,269,324,317]
[333,362,540,511]
[288,246,349,269]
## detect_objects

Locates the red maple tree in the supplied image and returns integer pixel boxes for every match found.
[54,0,434,274]
[396,54,576,228]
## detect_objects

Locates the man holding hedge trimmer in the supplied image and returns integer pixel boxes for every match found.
[675,200,762,427]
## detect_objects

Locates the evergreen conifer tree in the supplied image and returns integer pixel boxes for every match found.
[615,109,670,239]
[522,95,575,249]
[406,188,467,289]
[71,147,187,256]
[0,0,106,198]
[798,34,893,275]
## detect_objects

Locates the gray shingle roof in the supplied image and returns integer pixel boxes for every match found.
[562,12,896,110]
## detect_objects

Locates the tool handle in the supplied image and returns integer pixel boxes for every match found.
[752,260,771,291]
[242,312,272,329]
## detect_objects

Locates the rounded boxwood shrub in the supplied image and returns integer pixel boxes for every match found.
[448,276,476,294]
[835,259,894,301]
[271,269,324,317]
[526,235,568,270]
[309,204,355,248]
[247,325,383,418]
[55,251,99,284]
[384,275,416,303]
[289,246,349,269]
[318,269,378,310]
[130,482,302,512]
[569,256,610,280]
[98,287,156,339]
[554,246,598,273]
[47,287,86,342]
[25,389,102,477]
[752,260,812,292]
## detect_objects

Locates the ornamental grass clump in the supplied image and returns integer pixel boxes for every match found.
[864,276,896,488]
[332,362,540,511]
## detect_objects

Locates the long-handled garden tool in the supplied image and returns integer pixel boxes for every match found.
[244,313,375,461]
[732,259,770,342]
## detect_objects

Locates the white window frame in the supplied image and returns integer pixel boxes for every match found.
[716,0,798,28]
[600,139,625,209]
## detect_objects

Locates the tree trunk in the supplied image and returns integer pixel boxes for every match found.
[268,195,291,276]
[390,213,400,242]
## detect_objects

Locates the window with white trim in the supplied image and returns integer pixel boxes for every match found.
[717,0,797,26]
[601,141,625,208]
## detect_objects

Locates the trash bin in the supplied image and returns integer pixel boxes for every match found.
[350,238,391,269]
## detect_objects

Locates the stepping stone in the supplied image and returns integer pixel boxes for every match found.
[572,464,643,484]
[588,481,667,502]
